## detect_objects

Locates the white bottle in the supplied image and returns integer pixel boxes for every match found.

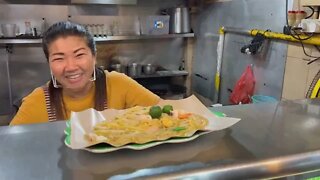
[92,24,97,37]
[97,24,103,37]
[87,24,93,35]
[25,21,33,35]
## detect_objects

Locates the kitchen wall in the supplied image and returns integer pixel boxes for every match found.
[67,0,186,70]
[192,0,288,105]
[0,0,187,125]
[282,43,320,100]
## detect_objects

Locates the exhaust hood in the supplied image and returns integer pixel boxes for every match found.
[71,0,137,5]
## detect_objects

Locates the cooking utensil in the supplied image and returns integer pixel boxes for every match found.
[142,64,157,75]
[162,7,191,34]
[128,63,142,77]
[110,63,127,74]
[1,24,18,37]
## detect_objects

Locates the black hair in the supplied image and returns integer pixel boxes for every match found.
[43,21,106,120]
[43,21,96,59]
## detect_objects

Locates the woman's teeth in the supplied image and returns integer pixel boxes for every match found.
[66,74,81,79]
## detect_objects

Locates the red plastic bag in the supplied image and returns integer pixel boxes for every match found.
[230,65,255,104]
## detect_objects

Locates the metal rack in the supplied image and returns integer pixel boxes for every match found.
[132,70,188,79]
[0,33,195,44]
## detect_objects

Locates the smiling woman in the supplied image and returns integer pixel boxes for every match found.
[48,37,96,95]
[10,22,160,126]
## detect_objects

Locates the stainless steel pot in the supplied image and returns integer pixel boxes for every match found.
[163,7,190,34]
[128,63,142,77]
[142,64,156,75]
[1,24,18,37]
[110,63,126,74]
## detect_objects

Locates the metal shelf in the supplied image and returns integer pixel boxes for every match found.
[0,39,42,44]
[71,0,137,5]
[95,33,195,42]
[132,70,188,79]
[0,33,195,44]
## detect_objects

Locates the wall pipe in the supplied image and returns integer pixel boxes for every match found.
[213,27,225,104]
[214,26,320,103]
[224,27,320,46]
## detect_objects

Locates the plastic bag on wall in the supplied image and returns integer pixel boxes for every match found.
[230,65,255,104]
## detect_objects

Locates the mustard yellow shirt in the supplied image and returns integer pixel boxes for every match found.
[10,71,160,125]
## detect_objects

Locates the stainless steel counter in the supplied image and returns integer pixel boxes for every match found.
[0,99,320,180]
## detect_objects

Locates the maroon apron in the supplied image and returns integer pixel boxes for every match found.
[42,85,107,121]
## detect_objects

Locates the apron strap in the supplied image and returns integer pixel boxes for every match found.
[42,85,57,122]
[42,83,107,121]
[104,99,108,110]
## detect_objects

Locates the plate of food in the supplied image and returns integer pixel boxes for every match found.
[64,126,209,153]
[65,95,241,153]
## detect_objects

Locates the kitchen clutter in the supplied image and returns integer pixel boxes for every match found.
[107,54,164,78]
[109,61,160,77]
[1,24,18,37]
[106,59,186,99]
[1,6,191,38]
[140,16,170,35]
[65,6,191,37]
[127,63,142,77]
[80,15,171,37]
[142,64,157,75]
[0,18,48,38]
[162,7,191,34]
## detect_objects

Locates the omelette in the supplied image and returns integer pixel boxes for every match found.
[85,105,208,147]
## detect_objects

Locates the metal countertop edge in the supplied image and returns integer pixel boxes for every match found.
[143,150,320,179]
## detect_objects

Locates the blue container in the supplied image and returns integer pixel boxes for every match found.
[251,95,277,104]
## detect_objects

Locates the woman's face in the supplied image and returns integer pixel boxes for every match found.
[48,35,95,92]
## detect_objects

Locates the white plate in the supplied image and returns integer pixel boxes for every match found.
[64,128,209,153]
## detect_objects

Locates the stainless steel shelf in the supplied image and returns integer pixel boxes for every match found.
[71,0,137,5]
[0,39,42,44]
[0,33,195,44]
[132,70,188,79]
[95,33,195,42]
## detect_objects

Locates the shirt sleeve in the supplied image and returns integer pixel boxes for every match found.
[108,72,160,108]
[10,87,49,126]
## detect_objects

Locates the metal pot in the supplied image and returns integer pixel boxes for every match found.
[110,63,126,74]
[163,7,191,34]
[127,63,142,77]
[1,24,18,37]
[142,64,157,75]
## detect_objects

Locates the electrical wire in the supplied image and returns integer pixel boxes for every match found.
[307,57,320,64]
[290,28,314,40]
[290,29,319,58]
[290,29,320,65]
[308,46,320,64]
[305,6,315,19]
[285,0,288,25]
[284,0,320,64]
